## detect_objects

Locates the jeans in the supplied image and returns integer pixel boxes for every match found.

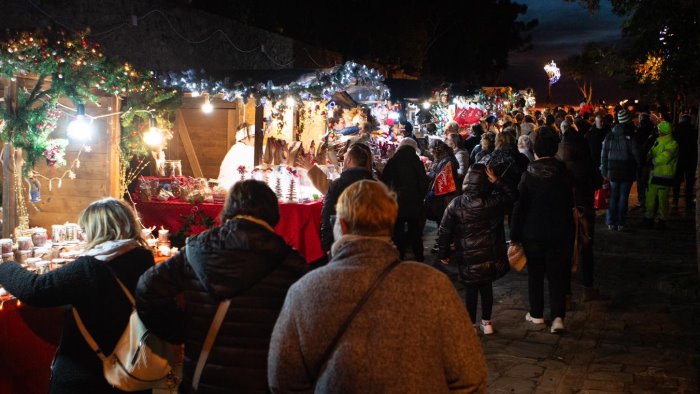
[606,181,632,226]
[465,282,493,323]
[524,240,571,319]
[393,217,425,261]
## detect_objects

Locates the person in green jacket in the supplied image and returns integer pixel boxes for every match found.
[642,121,679,230]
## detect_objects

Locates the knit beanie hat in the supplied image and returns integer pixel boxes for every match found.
[617,109,632,124]
[398,137,419,153]
[533,129,559,158]
[657,121,672,135]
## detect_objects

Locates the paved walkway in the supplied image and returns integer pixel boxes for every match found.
[423,203,700,393]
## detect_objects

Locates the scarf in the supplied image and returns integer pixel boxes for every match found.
[83,239,140,262]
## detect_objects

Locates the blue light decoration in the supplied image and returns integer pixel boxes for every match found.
[544,60,561,85]
[160,61,390,104]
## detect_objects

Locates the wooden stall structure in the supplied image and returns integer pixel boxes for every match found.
[0,76,121,237]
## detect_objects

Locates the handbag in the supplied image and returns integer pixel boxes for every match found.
[191,300,231,391]
[313,259,402,380]
[507,242,527,271]
[73,274,179,392]
[593,182,610,210]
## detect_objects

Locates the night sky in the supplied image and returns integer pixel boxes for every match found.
[499,0,628,104]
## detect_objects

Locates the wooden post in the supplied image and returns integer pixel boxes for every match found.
[226,104,239,149]
[2,80,18,237]
[254,103,264,166]
[175,109,203,178]
[109,96,121,197]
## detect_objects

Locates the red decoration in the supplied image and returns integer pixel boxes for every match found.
[434,162,457,196]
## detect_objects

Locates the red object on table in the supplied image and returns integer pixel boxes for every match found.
[0,300,62,394]
[136,199,325,263]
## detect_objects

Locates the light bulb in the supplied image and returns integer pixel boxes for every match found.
[67,104,92,141]
[143,129,163,147]
[422,101,431,110]
[202,95,214,114]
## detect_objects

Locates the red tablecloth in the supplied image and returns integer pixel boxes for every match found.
[0,300,62,394]
[136,200,325,263]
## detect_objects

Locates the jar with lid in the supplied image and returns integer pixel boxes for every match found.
[31,228,48,247]
[17,236,33,251]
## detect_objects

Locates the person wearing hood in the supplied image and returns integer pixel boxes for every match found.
[600,118,641,231]
[642,121,679,230]
[511,129,574,334]
[0,198,154,393]
[438,164,516,335]
[381,138,430,261]
[136,180,307,393]
[268,180,487,393]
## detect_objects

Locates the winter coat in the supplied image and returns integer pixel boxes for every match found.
[425,155,460,222]
[319,167,374,251]
[557,132,603,209]
[600,124,640,182]
[380,145,429,219]
[438,173,516,285]
[584,124,610,174]
[477,145,524,191]
[267,236,488,393]
[136,218,307,394]
[510,157,574,243]
[0,248,154,394]
[648,131,679,186]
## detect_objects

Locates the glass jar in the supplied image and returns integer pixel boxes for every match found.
[31,228,48,247]
[17,236,33,251]
[0,238,13,254]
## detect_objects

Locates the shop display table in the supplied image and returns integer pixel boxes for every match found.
[136,199,325,263]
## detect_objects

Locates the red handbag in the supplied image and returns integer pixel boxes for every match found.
[594,183,610,210]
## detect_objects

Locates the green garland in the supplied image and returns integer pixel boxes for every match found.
[0,30,182,173]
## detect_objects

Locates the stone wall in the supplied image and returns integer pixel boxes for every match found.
[0,0,342,72]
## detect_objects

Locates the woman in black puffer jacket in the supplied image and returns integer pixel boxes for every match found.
[437,163,515,334]
[136,180,307,394]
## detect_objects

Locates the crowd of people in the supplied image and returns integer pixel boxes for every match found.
[0,101,696,393]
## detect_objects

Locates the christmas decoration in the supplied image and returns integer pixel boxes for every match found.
[286,166,298,203]
[544,61,561,85]
[237,165,247,183]
[161,61,389,104]
[274,174,283,199]
[171,205,215,247]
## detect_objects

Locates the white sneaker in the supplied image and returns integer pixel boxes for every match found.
[481,320,494,335]
[525,313,545,324]
[551,317,565,333]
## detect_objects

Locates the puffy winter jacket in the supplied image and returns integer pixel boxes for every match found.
[136,218,307,394]
[648,131,679,185]
[438,170,516,285]
[600,124,640,182]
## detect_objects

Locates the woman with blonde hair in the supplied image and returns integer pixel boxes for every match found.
[0,198,154,393]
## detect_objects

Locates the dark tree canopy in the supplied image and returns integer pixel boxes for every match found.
[188,0,537,84]
[565,0,700,98]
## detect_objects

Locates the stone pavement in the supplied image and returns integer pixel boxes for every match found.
[422,203,700,393]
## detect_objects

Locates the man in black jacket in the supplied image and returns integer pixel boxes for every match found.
[672,114,698,211]
[320,143,374,254]
[381,138,429,261]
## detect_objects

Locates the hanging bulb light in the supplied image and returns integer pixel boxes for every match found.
[143,117,163,147]
[201,94,214,114]
[67,104,92,141]
[422,101,431,110]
